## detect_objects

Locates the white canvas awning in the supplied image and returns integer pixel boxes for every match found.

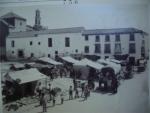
[10,63,25,68]
[97,59,121,74]
[3,68,46,84]
[61,56,80,64]
[82,58,104,70]
[26,62,51,68]
[80,58,104,70]
[106,58,122,64]
[38,57,62,65]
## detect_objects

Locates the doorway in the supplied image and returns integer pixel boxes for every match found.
[129,57,135,65]
[18,50,24,58]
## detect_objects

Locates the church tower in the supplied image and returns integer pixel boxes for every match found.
[34,9,42,30]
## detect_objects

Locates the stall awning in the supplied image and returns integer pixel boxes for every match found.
[10,63,25,68]
[3,68,46,84]
[83,58,104,70]
[61,56,80,64]
[106,58,122,64]
[97,59,121,74]
[80,58,104,70]
[26,62,52,68]
[38,57,62,65]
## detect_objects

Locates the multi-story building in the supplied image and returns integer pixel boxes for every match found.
[0,12,27,32]
[0,12,34,60]
[82,28,148,63]
[1,11,148,64]
[0,19,11,59]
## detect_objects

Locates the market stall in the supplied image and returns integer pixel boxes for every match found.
[38,57,63,65]
[2,68,47,102]
[97,59,121,75]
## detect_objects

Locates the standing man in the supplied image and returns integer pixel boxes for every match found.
[36,82,43,98]
[69,86,73,100]
[74,88,79,99]
[48,83,52,101]
[51,88,56,106]
[60,92,64,104]
[81,83,85,97]
[52,95,56,106]
[73,78,77,90]
[41,93,47,112]
[84,86,88,100]
[111,77,118,94]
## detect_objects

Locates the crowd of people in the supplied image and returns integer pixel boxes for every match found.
[98,72,118,94]
[35,79,91,113]
[39,64,83,82]
[40,65,78,81]
[3,56,148,113]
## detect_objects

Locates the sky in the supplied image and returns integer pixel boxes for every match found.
[0,0,149,32]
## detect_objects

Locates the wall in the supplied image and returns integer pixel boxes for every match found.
[9,19,26,32]
[0,21,9,57]
[82,33,143,59]
[6,32,84,59]
[6,32,144,60]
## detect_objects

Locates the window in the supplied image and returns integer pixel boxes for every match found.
[141,46,145,57]
[115,34,120,42]
[48,38,52,47]
[18,50,24,58]
[114,43,121,54]
[105,35,110,42]
[75,49,78,53]
[104,44,111,53]
[30,41,33,45]
[142,40,145,46]
[129,43,136,53]
[95,44,101,53]
[141,46,145,53]
[20,22,22,26]
[11,40,15,47]
[84,46,89,53]
[65,37,70,47]
[48,54,50,57]
[141,40,145,55]
[34,34,38,37]
[55,51,58,54]
[95,35,100,42]
[31,53,34,57]
[85,35,89,41]
[38,42,41,45]
[105,56,109,59]
[12,51,14,54]
[129,33,135,41]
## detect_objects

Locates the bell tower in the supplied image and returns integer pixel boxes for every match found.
[34,9,42,30]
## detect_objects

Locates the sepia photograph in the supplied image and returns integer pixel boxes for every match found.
[0,0,150,113]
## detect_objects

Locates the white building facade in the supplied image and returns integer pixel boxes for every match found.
[6,27,84,59]
[6,27,148,63]
[0,12,27,33]
[82,30,148,61]
[3,11,148,64]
